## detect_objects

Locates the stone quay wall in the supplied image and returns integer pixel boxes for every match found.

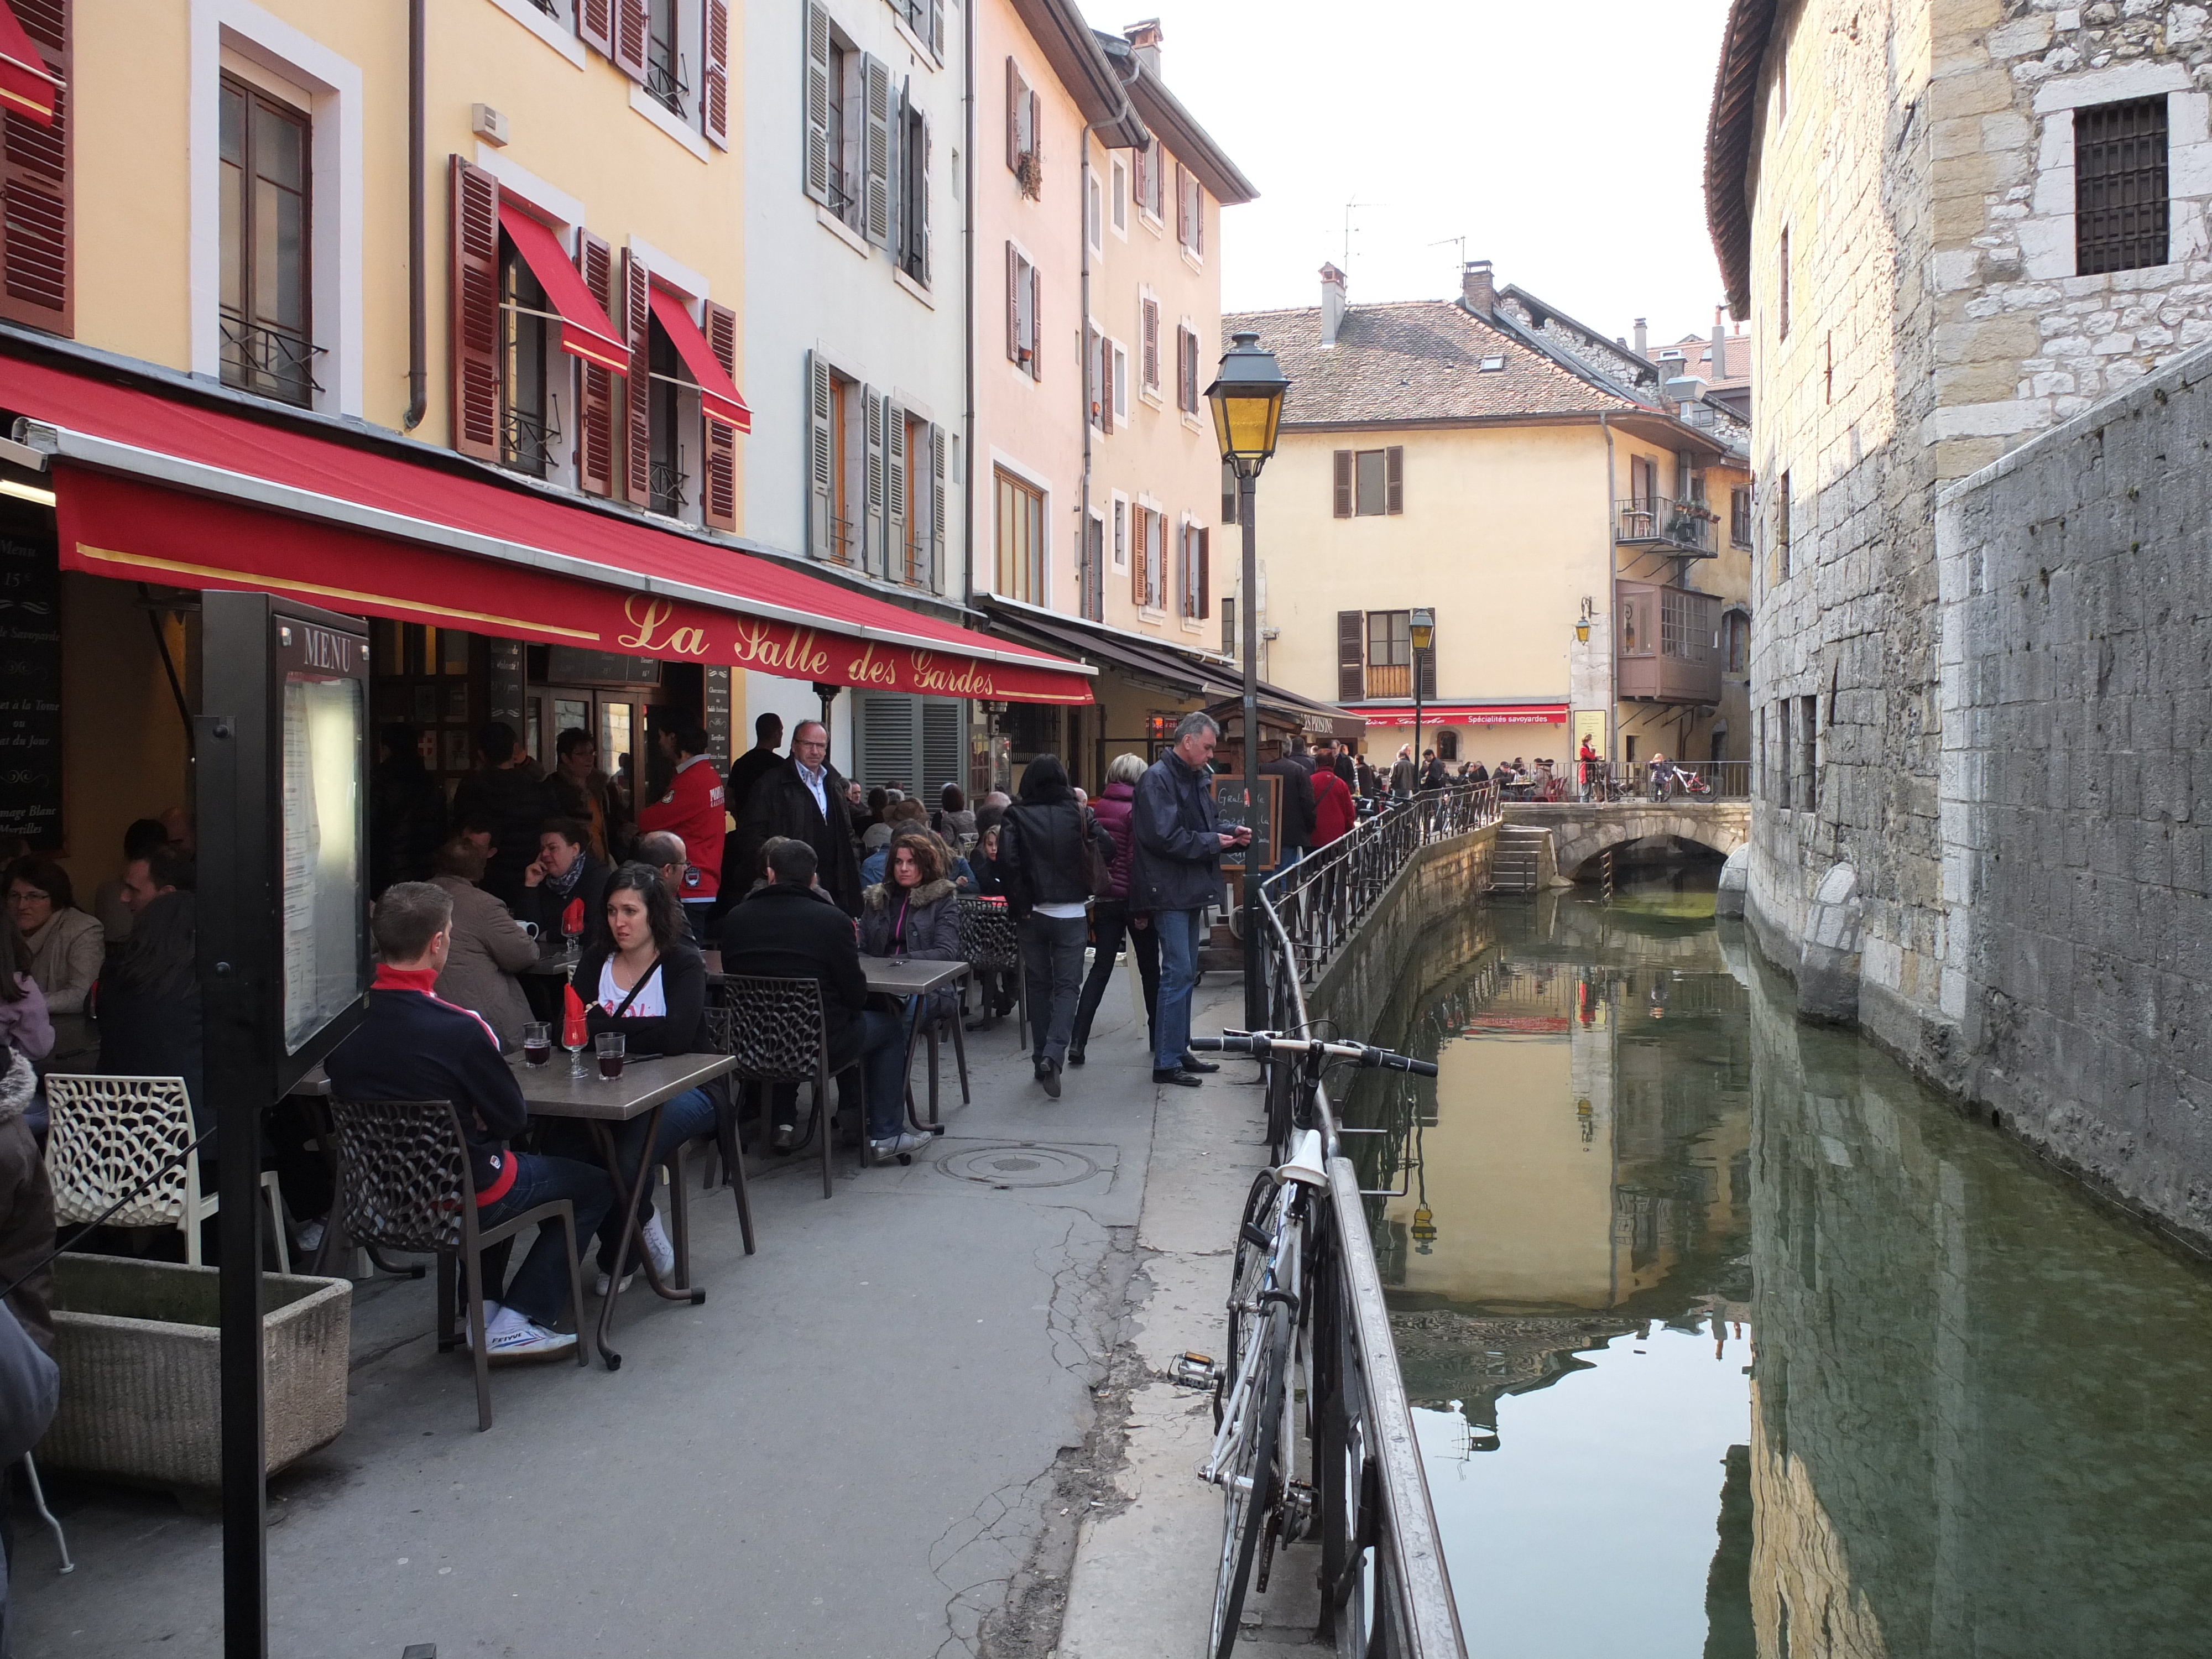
[1305,827,1498,1044]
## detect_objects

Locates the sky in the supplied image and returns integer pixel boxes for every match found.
[1083,0,1737,348]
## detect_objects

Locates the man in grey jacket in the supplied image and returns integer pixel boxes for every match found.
[1129,713,1251,1087]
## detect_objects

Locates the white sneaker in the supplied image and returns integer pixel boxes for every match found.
[482,1308,575,1363]
[869,1130,931,1162]
[458,1301,503,1350]
[641,1213,676,1279]
[294,1218,326,1255]
[593,1267,637,1297]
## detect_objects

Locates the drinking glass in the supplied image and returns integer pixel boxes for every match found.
[520,1021,551,1067]
[563,1021,591,1076]
[595,1031,626,1081]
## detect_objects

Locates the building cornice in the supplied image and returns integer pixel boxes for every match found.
[1704,0,1779,319]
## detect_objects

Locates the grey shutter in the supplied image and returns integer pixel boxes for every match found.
[863,56,891,248]
[930,422,948,593]
[1099,336,1114,434]
[1337,611,1365,701]
[804,4,831,206]
[1222,459,1237,524]
[1333,450,1353,517]
[863,384,885,573]
[916,109,932,284]
[1417,622,1438,700]
[806,351,834,558]
[886,399,909,581]
[1030,263,1043,381]
[884,81,905,266]
[858,694,915,789]
[1198,528,1210,619]
[922,700,963,798]
[1385,445,1404,514]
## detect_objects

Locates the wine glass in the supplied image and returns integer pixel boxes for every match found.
[562,1018,591,1076]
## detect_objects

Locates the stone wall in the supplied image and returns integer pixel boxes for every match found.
[1306,827,1497,1042]
[1933,340,2212,1243]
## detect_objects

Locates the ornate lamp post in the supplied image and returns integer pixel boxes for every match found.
[1410,606,1435,784]
[1204,330,1290,1029]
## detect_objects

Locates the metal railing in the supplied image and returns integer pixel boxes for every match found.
[1517,761,1751,802]
[645,46,690,118]
[502,398,561,479]
[1614,494,1719,556]
[1261,782,1501,987]
[1246,890,1470,1657]
[650,453,687,517]
[218,315,323,409]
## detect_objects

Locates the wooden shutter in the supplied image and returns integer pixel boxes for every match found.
[615,0,649,81]
[929,0,945,58]
[862,56,891,247]
[804,3,831,205]
[930,421,948,592]
[1030,262,1043,381]
[886,400,909,578]
[1142,297,1158,389]
[1332,450,1354,517]
[884,82,904,265]
[1005,58,1021,171]
[806,350,834,558]
[576,230,616,495]
[449,156,500,461]
[0,0,68,335]
[1417,628,1437,700]
[1337,611,1365,701]
[1101,340,1115,434]
[1131,509,1147,606]
[1197,526,1210,619]
[1192,177,1204,256]
[915,109,931,284]
[622,249,650,503]
[702,300,738,530]
[702,0,731,148]
[863,384,885,570]
[580,0,613,56]
[1005,243,1020,363]
[1385,445,1404,514]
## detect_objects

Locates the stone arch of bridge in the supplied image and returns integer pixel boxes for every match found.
[1549,807,1750,880]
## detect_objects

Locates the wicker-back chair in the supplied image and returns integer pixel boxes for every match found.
[716,976,841,1199]
[44,1074,289,1272]
[325,1097,587,1430]
[956,896,1027,1041]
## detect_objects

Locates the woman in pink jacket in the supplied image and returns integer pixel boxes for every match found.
[1068,754,1161,1067]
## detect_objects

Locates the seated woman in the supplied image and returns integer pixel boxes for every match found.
[858,800,931,886]
[855,832,962,1133]
[6,857,105,1018]
[427,837,539,1050]
[572,865,717,1295]
[521,817,610,953]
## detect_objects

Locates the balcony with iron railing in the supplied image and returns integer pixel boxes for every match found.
[645,45,689,119]
[502,398,561,480]
[1615,494,1719,557]
[220,315,323,410]
[649,453,688,517]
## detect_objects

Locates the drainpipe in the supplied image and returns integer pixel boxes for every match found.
[1599,411,1619,761]
[403,0,427,429]
[1077,59,1140,626]
[962,0,975,604]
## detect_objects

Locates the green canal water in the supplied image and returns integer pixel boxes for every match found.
[1339,873,2212,1658]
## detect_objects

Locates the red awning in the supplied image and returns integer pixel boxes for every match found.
[9,357,1091,704]
[1360,703,1567,727]
[497,201,628,375]
[648,286,750,433]
[0,2,59,127]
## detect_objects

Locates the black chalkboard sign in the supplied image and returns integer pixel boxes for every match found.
[1212,774,1280,873]
[0,503,60,848]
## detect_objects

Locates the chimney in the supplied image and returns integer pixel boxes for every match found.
[1320,263,1347,347]
[1461,258,1496,318]
[1633,317,1648,356]
[1124,18,1162,76]
[1712,306,1728,380]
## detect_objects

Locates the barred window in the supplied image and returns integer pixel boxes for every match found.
[2076,96,2169,276]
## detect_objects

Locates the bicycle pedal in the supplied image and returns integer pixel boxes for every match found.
[1171,1351,1219,1390]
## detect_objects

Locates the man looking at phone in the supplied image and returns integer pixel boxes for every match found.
[1130,712,1251,1088]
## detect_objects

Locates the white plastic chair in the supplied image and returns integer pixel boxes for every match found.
[43,1076,289,1272]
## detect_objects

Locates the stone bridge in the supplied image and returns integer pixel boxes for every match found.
[1501,800,1751,879]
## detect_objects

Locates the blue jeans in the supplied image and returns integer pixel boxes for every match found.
[477,1152,615,1327]
[597,1084,718,1266]
[1153,907,1207,1071]
[857,1005,915,1141]
[1020,912,1088,1065]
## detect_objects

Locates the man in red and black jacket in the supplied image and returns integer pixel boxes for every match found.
[326,882,612,1362]
[639,723,725,941]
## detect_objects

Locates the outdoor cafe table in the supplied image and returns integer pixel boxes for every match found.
[509,1048,737,1370]
[701,952,971,1135]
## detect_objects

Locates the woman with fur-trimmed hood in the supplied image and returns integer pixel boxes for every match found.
[858,830,964,1003]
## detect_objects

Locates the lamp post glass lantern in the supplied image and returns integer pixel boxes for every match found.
[1204,331,1290,1029]
[1410,606,1434,787]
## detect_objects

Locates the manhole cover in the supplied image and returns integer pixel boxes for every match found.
[939,1144,1102,1188]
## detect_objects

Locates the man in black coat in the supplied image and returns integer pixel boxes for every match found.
[716,712,785,912]
[1259,742,1318,868]
[733,718,864,916]
[451,722,556,910]
[717,839,922,1158]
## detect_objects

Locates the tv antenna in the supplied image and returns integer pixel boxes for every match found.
[1343,199,1383,273]
[1430,234,1468,279]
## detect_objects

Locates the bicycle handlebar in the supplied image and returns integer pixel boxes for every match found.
[1190,1031,1439,1078]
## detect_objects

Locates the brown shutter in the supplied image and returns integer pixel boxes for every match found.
[449,156,500,461]
[702,299,739,530]
[1005,58,1020,171]
[1131,509,1147,606]
[1099,338,1113,434]
[576,229,615,495]
[1030,262,1043,381]
[1005,242,1019,363]
[622,249,651,502]
[579,0,613,55]
[702,0,731,148]
[1416,626,1437,700]
[1197,526,1210,619]
[1385,445,1404,514]
[0,0,69,335]
[1332,450,1353,517]
[1337,611,1364,701]
[615,0,649,81]
[1142,296,1157,388]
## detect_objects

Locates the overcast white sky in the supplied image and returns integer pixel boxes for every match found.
[1084,0,1735,347]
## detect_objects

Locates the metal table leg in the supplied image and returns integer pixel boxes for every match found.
[583,1101,700,1370]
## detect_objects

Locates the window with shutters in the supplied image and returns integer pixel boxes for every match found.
[218,75,317,407]
[1086,166,1103,256]
[2076,96,2169,275]
[1110,342,1129,426]
[1083,511,1105,622]
[644,0,690,118]
[1140,507,1168,610]
[1110,156,1128,237]
[1110,493,1128,570]
[498,238,560,478]
[1007,58,1041,199]
[824,31,858,223]
[1723,610,1750,676]
[995,466,1047,602]
[0,0,69,337]
[1007,243,1041,377]
[1138,290,1161,399]
[1176,163,1204,259]
[1223,596,1237,660]
[808,356,862,565]
[646,310,686,514]
[1086,322,1103,431]
[885,0,945,60]
[1335,447,1402,517]
[1335,611,1363,701]
[1178,520,1208,620]
[1366,611,1411,698]
[1135,139,1162,223]
[1730,486,1752,549]
[1175,324,1199,414]
[895,98,930,284]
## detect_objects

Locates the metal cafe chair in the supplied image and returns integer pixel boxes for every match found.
[956,896,1027,1044]
[716,976,842,1200]
[325,1098,588,1431]
[44,1075,290,1272]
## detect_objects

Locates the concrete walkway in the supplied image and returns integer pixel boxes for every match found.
[14,966,1305,1658]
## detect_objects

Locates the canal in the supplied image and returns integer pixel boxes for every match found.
[1339,873,2212,1658]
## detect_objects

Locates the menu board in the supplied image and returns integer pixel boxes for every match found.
[277,620,369,1053]
[1212,774,1280,873]
[0,504,60,848]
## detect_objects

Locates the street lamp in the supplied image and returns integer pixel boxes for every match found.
[1205,330,1290,1030]
[1410,606,1434,787]
[1574,597,1594,644]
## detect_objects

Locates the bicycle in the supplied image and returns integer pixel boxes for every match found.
[1176,1031,1438,1658]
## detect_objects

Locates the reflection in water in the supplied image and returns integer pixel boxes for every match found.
[1347,875,2212,1657]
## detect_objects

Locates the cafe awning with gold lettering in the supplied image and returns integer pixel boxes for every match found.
[7,355,1092,705]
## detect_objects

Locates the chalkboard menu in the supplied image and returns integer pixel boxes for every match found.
[0,504,60,848]
[1212,774,1280,873]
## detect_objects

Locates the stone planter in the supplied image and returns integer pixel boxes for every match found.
[39,1254,351,1490]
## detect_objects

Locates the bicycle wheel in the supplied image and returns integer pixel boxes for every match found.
[1210,1303,1291,1659]
[1219,1171,1280,1426]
